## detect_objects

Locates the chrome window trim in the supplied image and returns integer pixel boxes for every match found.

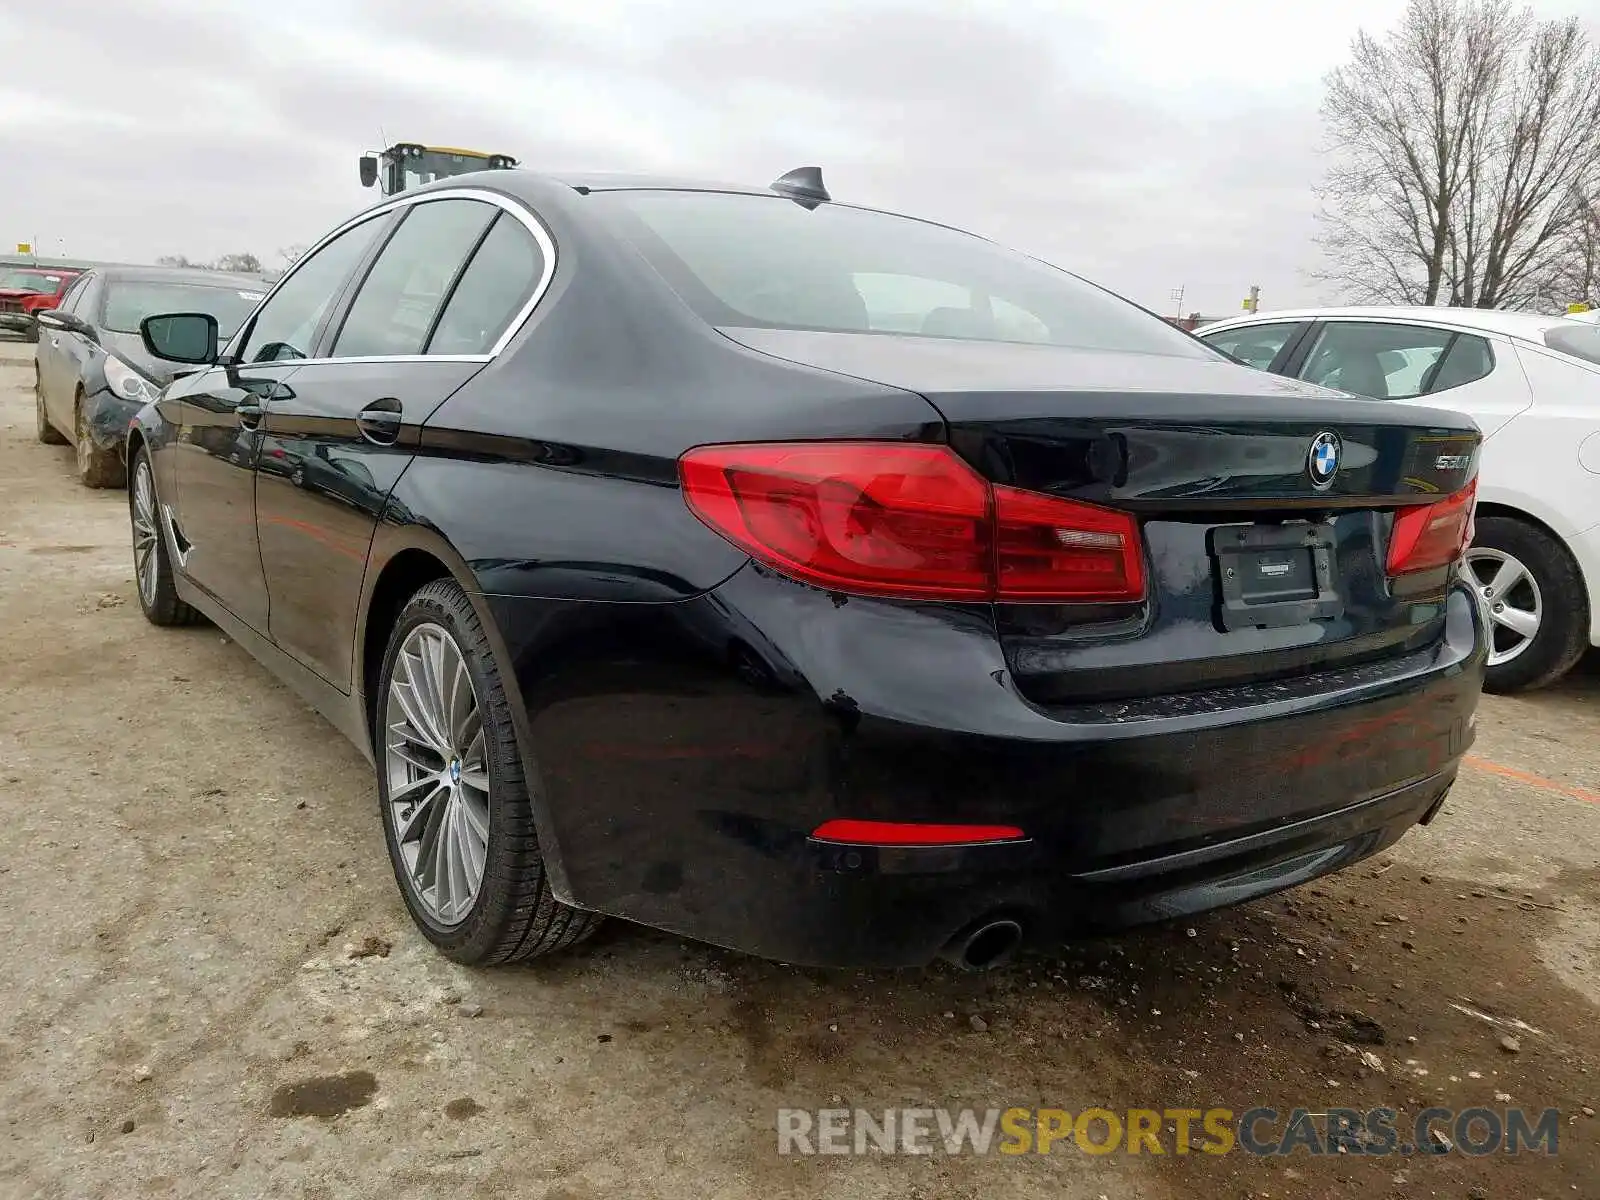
[224,186,557,367]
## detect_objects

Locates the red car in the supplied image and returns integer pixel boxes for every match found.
[0,266,84,341]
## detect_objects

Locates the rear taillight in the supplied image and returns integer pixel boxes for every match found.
[678,441,1145,603]
[1386,478,1477,575]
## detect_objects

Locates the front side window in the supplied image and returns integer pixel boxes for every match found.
[103,281,266,339]
[235,216,385,364]
[1200,322,1301,371]
[595,190,1212,357]
[426,212,545,355]
[56,273,93,315]
[332,198,499,358]
[1298,322,1471,399]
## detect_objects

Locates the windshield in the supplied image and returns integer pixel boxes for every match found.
[400,150,495,190]
[1545,323,1600,367]
[0,269,64,294]
[103,281,266,338]
[593,190,1211,358]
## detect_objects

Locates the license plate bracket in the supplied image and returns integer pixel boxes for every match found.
[1210,521,1343,632]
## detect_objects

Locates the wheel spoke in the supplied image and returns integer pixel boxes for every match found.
[1492,604,1539,640]
[1486,556,1527,598]
[386,726,442,773]
[447,654,471,746]
[412,785,451,893]
[459,789,490,848]
[394,779,447,841]
[393,651,450,752]
[419,633,449,732]
[445,799,470,919]
[458,727,488,792]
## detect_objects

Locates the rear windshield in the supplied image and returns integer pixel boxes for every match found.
[0,269,64,293]
[1545,323,1600,367]
[594,190,1210,358]
[102,280,266,338]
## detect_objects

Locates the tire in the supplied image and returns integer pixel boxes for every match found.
[75,395,127,489]
[129,448,200,627]
[376,579,601,965]
[1465,515,1589,694]
[35,371,66,444]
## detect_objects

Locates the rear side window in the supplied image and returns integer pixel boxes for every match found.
[1201,322,1301,370]
[1545,324,1600,367]
[333,199,499,358]
[1298,322,1491,399]
[594,189,1211,358]
[426,213,545,355]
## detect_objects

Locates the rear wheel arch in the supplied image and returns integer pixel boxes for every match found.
[1472,501,1570,550]
[360,547,454,743]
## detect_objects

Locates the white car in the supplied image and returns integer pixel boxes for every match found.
[1197,306,1600,693]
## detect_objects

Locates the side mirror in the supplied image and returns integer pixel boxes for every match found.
[140,312,219,365]
[35,308,92,338]
[359,155,379,189]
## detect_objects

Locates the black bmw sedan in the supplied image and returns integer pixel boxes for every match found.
[126,168,1486,970]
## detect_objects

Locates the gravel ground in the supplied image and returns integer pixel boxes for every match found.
[0,338,1596,1200]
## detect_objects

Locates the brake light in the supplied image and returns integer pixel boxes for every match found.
[1386,479,1477,575]
[811,819,1025,845]
[678,442,1145,603]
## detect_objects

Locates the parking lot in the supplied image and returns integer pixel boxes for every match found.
[0,337,1595,1199]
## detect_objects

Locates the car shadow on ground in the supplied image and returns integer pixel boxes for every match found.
[455,845,1599,1196]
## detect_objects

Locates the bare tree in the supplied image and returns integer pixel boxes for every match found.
[1316,0,1600,309]
[277,243,309,268]
[155,254,206,269]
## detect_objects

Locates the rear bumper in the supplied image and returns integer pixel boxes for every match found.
[495,570,1485,968]
[0,312,33,333]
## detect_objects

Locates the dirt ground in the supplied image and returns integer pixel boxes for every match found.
[0,337,1596,1200]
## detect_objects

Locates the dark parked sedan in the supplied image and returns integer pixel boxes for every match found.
[34,266,267,486]
[126,168,1486,970]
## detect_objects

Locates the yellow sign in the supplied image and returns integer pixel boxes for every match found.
[1569,303,1591,314]
[15,242,31,254]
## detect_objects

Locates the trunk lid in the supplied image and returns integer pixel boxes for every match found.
[721,329,1481,698]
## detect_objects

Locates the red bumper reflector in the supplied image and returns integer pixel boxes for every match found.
[811,819,1026,845]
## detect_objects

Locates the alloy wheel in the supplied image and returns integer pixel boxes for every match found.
[131,459,160,608]
[383,622,491,927]
[1464,547,1542,667]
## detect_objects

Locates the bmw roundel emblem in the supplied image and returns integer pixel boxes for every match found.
[1307,431,1341,490]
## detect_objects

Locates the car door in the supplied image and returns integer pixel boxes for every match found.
[169,216,389,632]
[255,196,543,690]
[41,272,98,434]
[1288,319,1530,437]
[34,271,87,424]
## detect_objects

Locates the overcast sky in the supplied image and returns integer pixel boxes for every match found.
[2,0,1594,315]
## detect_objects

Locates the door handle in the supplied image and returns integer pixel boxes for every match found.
[236,402,264,429]
[356,398,403,446]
